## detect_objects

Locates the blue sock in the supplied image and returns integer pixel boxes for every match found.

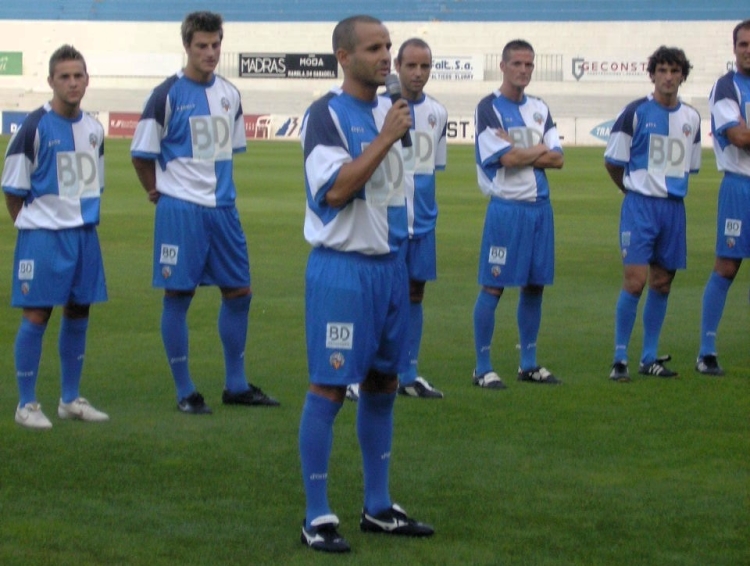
[699,272,732,356]
[161,294,194,400]
[357,390,396,515]
[398,302,422,386]
[299,392,342,528]
[219,294,251,393]
[473,290,500,375]
[517,291,542,371]
[614,290,640,363]
[15,318,46,406]
[59,317,89,403]
[641,288,669,365]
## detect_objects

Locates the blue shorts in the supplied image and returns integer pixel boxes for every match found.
[619,191,686,270]
[11,226,107,308]
[478,197,554,288]
[404,230,437,282]
[714,172,750,259]
[153,195,251,290]
[305,248,409,386]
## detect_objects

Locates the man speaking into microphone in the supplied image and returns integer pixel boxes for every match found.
[297,14,434,554]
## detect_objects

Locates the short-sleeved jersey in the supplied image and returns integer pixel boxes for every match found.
[605,94,702,199]
[2,103,104,230]
[709,71,750,177]
[475,90,562,202]
[301,89,408,256]
[130,71,246,208]
[402,93,447,237]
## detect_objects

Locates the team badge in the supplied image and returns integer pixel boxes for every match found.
[329,352,345,370]
[21,282,30,295]
[428,113,437,129]
[682,124,692,137]
[89,133,98,148]
[491,266,502,277]
[726,238,736,249]
[533,112,543,125]
[161,266,172,279]
[221,97,230,112]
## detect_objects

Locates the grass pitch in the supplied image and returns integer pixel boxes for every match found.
[0,138,747,565]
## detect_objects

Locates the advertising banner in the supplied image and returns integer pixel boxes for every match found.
[239,53,338,79]
[108,112,141,137]
[430,55,483,82]
[0,52,23,75]
[2,111,29,135]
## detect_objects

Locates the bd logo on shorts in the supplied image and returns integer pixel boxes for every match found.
[190,115,232,161]
[488,246,506,277]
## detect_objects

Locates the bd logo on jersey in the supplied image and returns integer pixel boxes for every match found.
[364,145,405,207]
[56,151,99,199]
[648,135,686,178]
[190,115,232,161]
[506,127,542,149]
[403,131,436,175]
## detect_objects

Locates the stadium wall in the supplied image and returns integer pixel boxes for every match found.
[0,19,739,145]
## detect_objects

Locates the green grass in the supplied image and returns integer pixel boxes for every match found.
[0,138,747,565]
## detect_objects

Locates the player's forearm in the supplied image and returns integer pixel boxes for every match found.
[131,157,156,192]
[533,150,564,170]
[325,136,393,208]
[726,123,750,150]
[499,144,548,169]
[4,193,23,222]
[604,161,627,192]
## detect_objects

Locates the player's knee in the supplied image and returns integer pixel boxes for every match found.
[409,281,426,303]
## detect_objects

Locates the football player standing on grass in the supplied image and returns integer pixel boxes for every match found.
[393,38,448,400]
[471,39,564,390]
[695,19,750,376]
[604,46,701,382]
[131,11,279,414]
[2,45,109,429]
[298,15,434,553]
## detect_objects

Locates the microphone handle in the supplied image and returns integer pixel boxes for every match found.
[389,94,412,148]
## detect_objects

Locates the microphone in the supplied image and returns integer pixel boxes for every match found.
[384,73,412,148]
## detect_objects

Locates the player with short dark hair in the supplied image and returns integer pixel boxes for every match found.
[131,11,278,413]
[392,37,448,399]
[2,44,109,429]
[472,39,564,390]
[605,46,702,381]
[298,14,434,553]
[696,20,750,375]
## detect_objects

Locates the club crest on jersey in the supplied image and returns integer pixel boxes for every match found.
[329,352,345,370]
[533,112,543,125]
[89,133,98,148]
[221,97,230,112]
[428,113,437,129]
[682,124,692,137]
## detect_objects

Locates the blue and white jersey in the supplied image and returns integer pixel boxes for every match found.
[301,89,408,255]
[605,94,701,199]
[475,90,562,202]
[130,71,246,208]
[709,71,750,177]
[402,93,447,238]
[2,103,104,230]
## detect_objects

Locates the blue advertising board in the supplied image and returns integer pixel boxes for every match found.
[2,111,29,135]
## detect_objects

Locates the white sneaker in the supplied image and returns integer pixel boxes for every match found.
[345,384,360,402]
[58,397,110,422]
[15,402,53,429]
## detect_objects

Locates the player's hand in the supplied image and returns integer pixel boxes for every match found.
[494,128,512,143]
[147,188,160,204]
[381,99,412,145]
